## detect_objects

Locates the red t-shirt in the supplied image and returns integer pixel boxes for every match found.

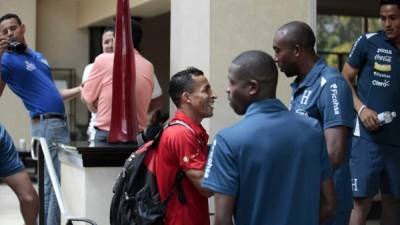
[155,110,210,225]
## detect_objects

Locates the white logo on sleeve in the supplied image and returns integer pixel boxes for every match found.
[330,83,340,115]
[40,59,49,66]
[25,60,36,71]
[300,90,312,105]
[352,178,358,192]
[204,139,217,178]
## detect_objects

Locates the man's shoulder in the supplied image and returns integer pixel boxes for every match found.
[320,65,345,82]
[355,31,385,47]
[161,124,195,141]
[95,52,114,61]
[92,53,114,69]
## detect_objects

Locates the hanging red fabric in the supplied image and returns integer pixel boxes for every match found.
[108,0,138,142]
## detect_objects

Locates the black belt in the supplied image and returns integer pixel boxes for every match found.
[32,113,66,121]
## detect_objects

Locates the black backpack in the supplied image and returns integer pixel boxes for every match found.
[110,120,193,225]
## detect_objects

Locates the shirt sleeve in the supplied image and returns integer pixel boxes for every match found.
[172,129,207,171]
[151,73,162,99]
[348,34,367,69]
[202,135,239,197]
[81,55,107,104]
[0,61,10,82]
[82,64,93,83]
[318,77,355,129]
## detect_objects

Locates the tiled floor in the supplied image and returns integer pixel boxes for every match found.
[0,184,380,225]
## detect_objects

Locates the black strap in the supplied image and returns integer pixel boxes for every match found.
[153,119,200,205]
[162,171,186,204]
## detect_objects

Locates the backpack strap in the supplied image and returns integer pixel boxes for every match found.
[159,119,200,205]
[162,171,186,204]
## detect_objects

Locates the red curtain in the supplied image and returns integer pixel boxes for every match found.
[108,0,138,142]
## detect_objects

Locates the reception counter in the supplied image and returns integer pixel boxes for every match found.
[59,142,136,225]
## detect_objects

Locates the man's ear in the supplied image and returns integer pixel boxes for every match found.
[248,79,259,96]
[294,44,301,57]
[21,24,26,34]
[182,92,191,104]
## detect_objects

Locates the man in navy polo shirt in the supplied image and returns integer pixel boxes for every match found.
[342,1,400,224]
[0,13,80,225]
[273,21,355,225]
[202,50,335,225]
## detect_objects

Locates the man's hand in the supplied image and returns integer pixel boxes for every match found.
[0,35,8,58]
[358,106,380,131]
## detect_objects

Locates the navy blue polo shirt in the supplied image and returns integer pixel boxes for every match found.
[290,58,354,212]
[348,31,400,146]
[203,99,331,225]
[0,48,64,117]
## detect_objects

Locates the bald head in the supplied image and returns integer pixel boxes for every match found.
[276,21,316,52]
[229,50,278,99]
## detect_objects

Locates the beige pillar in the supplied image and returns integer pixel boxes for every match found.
[171,0,317,138]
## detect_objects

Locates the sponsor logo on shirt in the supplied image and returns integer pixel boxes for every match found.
[295,108,309,117]
[374,54,392,63]
[373,71,391,79]
[40,59,49,66]
[25,60,36,71]
[374,62,391,72]
[377,48,392,54]
[372,79,390,87]
[300,90,312,105]
[330,84,340,115]
[204,139,216,178]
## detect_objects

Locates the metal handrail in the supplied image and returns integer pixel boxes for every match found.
[31,137,98,225]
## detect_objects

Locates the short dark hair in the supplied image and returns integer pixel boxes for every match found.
[168,67,204,107]
[0,13,22,25]
[103,26,115,35]
[380,0,400,9]
[231,50,278,97]
[278,21,316,51]
[131,20,142,49]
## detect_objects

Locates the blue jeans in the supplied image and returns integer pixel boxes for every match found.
[31,118,70,225]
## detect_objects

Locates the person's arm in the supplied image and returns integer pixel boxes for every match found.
[342,63,380,131]
[0,35,8,97]
[319,178,336,224]
[214,193,235,225]
[81,55,108,113]
[0,78,5,97]
[59,86,81,101]
[148,96,163,113]
[148,74,163,113]
[80,93,98,113]
[185,169,213,197]
[324,126,348,170]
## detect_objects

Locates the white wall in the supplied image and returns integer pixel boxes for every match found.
[171,0,317,138]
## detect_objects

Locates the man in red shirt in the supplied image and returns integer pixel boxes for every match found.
[155,67,217,225]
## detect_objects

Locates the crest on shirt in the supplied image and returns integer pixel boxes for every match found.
[25,60,36,71]
[300,90,312,105]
